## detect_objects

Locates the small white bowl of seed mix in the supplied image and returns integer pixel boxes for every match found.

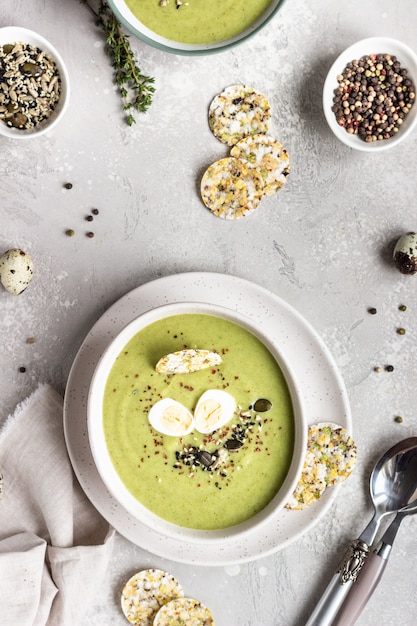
[323,37,417,151]
[0,26,70,139]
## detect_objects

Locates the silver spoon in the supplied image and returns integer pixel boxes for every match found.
[305,437,417,626]
[332,506,417,626]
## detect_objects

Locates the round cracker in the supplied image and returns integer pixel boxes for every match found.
[201,157,264,220]
[230,134,290,196]
[121,569,184,626]
[308,422,357,486]
[208,84,271,146]
[285,422,357,510]
[285,450,328,510]
[153,597,214,626]
[155,349,222,374]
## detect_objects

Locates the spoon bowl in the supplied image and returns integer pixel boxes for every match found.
[364,437,417,544]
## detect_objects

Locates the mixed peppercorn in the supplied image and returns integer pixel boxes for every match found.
[332,53,415,142]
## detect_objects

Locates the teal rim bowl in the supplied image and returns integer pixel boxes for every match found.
[107,0,287,56]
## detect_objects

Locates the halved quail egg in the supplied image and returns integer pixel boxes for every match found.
[194,389,236,434]
[148,398,194,436]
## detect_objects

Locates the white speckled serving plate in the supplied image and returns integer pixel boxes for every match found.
[63,272,351,565]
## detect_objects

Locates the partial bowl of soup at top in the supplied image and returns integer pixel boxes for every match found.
[87,301,307,543]
[107,0,287,55]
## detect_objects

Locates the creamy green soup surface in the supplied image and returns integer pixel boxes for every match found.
[103,313,294,530]
[125,0,273,44]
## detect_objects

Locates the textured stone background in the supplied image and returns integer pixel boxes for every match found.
[1,0,417,624]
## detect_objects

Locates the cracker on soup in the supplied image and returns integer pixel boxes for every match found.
[155,349,222,374]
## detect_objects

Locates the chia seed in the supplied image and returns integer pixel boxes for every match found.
[332,53,415,142]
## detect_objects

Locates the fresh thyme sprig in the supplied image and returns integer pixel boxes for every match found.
[80,0,155,125]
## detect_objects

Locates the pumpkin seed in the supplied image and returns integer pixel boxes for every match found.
[252,398,272,412]
[224,438,243,451]
[10,112,28,128]
[22,62,43,77]
[197,450,215,467]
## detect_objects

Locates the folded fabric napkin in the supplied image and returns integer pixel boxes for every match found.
[0,384,115,626]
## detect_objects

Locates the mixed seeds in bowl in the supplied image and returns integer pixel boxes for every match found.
[0,41,61,130]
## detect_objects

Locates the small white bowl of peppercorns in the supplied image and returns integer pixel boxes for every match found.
[323,37,417,151]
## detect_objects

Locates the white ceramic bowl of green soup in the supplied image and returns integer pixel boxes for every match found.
[107,0,287,55]
[87,301,307,543]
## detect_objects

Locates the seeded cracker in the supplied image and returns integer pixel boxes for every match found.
[121,569,184,626]
[308,422,357,486]
[285,422,357,511]
[208,84,271,146]
[153,597,215,626]
[201,157,264,219]
[155,349,222,374]
[230,134,291,196]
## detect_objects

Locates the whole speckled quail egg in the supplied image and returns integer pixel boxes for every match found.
[393,232,417,275]
[0,249,34,295]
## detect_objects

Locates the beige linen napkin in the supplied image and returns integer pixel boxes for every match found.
[0,384,115,626]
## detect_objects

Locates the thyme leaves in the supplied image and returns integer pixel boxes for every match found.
[80,0,155,125]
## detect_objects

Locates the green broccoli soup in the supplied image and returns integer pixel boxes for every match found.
[125,0,273,45]
[103,313,294,530]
